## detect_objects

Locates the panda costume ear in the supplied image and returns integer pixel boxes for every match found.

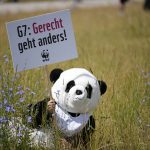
[98,80,107,95]
[50,68,63,83]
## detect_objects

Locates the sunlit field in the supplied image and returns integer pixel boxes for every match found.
[0,2,150,150]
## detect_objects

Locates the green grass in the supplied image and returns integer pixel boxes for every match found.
[0,3,150,150]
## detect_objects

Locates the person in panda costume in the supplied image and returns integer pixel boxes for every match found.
[27,68,107,148]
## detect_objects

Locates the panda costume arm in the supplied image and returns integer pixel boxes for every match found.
[24,69,64,128]
[25,98,54,128]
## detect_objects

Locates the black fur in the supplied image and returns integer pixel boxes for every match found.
[25,98,53,128]
[65,80,75,93]
[68,111,80,117]
[86,84,93,98]
[50,68,63,83]
[98,80,107,95]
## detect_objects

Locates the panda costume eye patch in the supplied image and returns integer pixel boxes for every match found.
[65,80,75,93]
[86,84,93,98]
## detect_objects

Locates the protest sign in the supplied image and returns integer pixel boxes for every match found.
[6,10,78,72]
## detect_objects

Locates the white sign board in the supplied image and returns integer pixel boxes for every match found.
[6,10,78,72]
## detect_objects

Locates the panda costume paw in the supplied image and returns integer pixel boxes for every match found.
[27,68,107,148]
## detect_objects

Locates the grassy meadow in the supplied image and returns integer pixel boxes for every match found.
[0,2,150,150]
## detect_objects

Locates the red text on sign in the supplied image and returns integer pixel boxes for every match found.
[32,18,64,34]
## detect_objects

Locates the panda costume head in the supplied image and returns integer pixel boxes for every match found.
[50,68,107,137]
